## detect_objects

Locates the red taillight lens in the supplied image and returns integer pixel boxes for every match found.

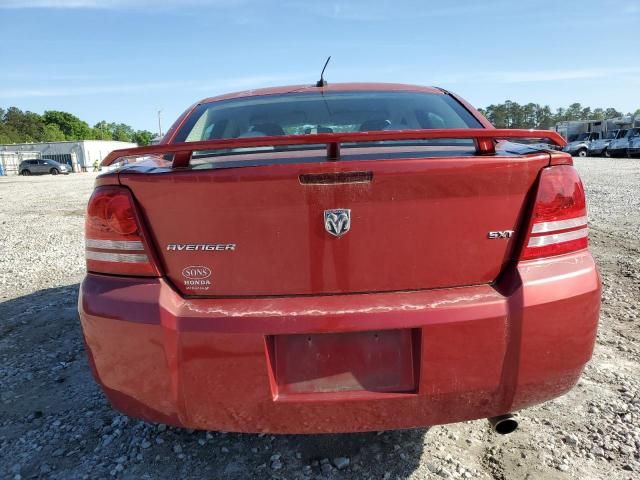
[85,186,159,276]
[520,166,588,261]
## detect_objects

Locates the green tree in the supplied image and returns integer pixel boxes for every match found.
[2,107,49,142]
[536,105,554,129]
[474,101,633,129]
[132,130,154,146]
[521,103,538,128]
[92,121,113,140]
[44,123,66,141]
[565,103,583,121]
[604,108,622,118]
[554,107,566,122]
[504,100,524,128]
[0,108,17,143]
[0,118,20,143]
[43,110,92,140]
[112,123,135,142]
[484,103,509,127]
[2,107,159,145]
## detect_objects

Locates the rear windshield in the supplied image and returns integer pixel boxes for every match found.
[174,91,483,143]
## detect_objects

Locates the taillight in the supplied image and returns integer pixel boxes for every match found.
[85,186,159,276]
[520,165,588,261]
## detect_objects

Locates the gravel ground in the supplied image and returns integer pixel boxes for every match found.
[0,158,638,480]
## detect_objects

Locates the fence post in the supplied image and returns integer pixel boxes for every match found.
[71,152,80,173]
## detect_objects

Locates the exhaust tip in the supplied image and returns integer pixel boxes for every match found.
[488,414,518,435]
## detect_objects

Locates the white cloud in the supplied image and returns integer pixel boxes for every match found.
[498,68,640,83]
[621,0,640,14]
[0,0,241,8]
[0,73,310,98]
[431,67,640,85]
[287,0,517,21]
[0,71,101,80]
[0,81,191,97]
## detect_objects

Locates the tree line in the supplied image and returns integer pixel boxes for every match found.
[2,102,640,146]
[478,102,640,129]
[0,107,155,146]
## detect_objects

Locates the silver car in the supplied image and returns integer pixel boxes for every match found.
[608,128,640,158]
[18,159,71,176]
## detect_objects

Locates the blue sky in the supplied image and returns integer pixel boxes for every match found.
[1,0,638,133]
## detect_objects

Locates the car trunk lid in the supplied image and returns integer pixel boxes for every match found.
[120,146,550,296]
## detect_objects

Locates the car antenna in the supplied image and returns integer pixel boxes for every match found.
[316,56,331,87]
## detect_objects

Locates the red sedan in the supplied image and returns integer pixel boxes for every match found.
[78,83,600,434]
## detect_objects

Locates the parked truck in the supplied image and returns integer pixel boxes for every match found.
[562,132,601,157]
[587,129,627,157]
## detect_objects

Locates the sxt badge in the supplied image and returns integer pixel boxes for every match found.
[488,230,514,239]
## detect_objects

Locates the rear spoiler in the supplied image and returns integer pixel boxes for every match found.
[102,128,567,168]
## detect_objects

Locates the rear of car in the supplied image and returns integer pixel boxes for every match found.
[44,159,70,174]
[78,85,600,433]
[18,160,31,175]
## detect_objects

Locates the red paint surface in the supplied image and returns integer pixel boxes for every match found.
[121,152,551,297]
[79,249,599,433]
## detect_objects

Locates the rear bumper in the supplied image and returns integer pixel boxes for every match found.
[79,251,600,433]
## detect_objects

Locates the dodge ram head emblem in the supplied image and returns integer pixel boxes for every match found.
[324,209,351,237]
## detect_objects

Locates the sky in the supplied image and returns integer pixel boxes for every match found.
[0,0,639,133]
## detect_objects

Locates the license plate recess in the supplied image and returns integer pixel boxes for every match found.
[266,329,419,398]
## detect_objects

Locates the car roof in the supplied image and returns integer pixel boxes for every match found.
[198,83,444,104]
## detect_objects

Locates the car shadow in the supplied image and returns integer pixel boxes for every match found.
[0,284,429,479]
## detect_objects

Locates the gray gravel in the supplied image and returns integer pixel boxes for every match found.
[0,158,638,479]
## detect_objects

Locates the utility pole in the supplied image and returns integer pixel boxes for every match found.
[157,110,163,137]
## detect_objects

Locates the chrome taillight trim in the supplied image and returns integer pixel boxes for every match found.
[86,250,149,263]
[85,239,145,250]
[531,215,588,234]
[527,228,588,247]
